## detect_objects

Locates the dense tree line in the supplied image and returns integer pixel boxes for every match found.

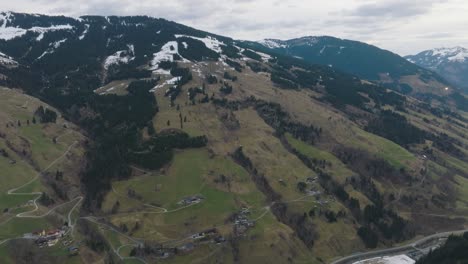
[270,70,300,89]
[417,233,468,264]
[246,61,269,73]
[432,133,465,159]
[80,80,158,209]
[188,87,205,101]
[130,131,207,170]
[254,100,322,144]
[205,74,218,84]
[231,147,280,202]
[365,110,427,147]
[223,71,238,82]
[220,82,233,94]
[34,106,57,123]
[225,59,243,72]
[106,65,152,83]
[170,65,192,85]
[220,44,241,59]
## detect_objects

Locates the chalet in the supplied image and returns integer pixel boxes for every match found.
[31,228,66,247]
[178,195,204,206]
[191,233,205,240]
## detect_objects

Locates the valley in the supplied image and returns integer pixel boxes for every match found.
[0,11,467,264]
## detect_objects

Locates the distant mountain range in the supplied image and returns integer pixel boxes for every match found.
[406,47,468,92]
[251,36,452,96]
[0,11,456,98]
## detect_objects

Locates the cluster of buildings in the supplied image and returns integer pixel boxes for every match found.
[24,228,67,247]
[177,195,204,206]
[149,228,226,259]
[233,207,255,235]
[190,228,219,241]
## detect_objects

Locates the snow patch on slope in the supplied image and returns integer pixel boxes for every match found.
[0,51,18,67]
[36,38,68,60]
[149,76,181,92]
[150,41,188,71]
[53,38,67,48]
[79,24,89,40]
[258,39,287,49]
[104,44,135,69]
[0,14,74,41]
[33,25,74,41]
[175,35,224,53]
[256,51,272,62]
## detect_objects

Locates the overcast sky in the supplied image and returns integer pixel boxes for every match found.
[3,0,468,55]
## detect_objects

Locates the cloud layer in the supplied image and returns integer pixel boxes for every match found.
[3,0,468,55]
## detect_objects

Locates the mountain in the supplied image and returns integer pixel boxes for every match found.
[406,47,468,92]
[0,11,468,264]
[253,36,452,96]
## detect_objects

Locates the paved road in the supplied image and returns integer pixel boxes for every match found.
[330,229,468,264]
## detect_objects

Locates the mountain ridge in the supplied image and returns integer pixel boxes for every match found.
[253,35,455,97]
[0,11,467,264]
[406,46,468,92]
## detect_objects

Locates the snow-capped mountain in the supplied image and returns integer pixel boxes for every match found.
[0,11,456,100]
[406,47,468,91]
[251,36,451,95]
[0,11,249,91]
[406,47,468,66]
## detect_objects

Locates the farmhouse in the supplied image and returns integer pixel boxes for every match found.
[177,195,204,206]
[25,227,67,247]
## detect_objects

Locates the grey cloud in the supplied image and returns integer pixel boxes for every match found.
[348,0,444,18]
[416,32,455,39]
[2,0,467,55]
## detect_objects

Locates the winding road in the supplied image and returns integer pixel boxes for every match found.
[0,140,84,246]
[6,141,79,218]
